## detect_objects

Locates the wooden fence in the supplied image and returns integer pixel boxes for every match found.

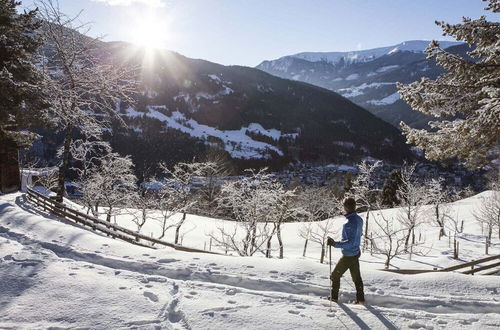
[26,188,218,255]
[383,254,500,275]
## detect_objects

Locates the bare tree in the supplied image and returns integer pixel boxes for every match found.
[300,217,338,264]
[36,0,137,202]
[130,184,157,235]
[159,161,208,245]
[265,186,303,259]
[349,160,382,250]
[296,186,339,260]
[210,169,276,256]
[198,148,234,214]
[474,191,500,242]
[371,209,407,269]
[84,152,137,222]
[426,177,451,239]
[70,139,112,215]
[396,164,430,251]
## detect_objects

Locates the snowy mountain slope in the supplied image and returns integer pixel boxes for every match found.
[1,191,499,329]
[104,43,413,169]
[291,40,462,64]
[257,41,468,129]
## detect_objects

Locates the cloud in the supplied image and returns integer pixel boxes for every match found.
[91,0,166,7]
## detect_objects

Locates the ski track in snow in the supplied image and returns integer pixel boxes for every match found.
[1,192,500,329]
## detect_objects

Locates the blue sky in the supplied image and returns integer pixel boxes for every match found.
[20,0,493,66]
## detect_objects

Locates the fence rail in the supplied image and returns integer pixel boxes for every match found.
[382,254,500,275]
[26,188,218,255]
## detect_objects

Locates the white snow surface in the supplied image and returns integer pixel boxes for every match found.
[367,92,401,106]
[289,40,462,64]
[124,107,286,159]
[0,191,499,329]
[338,82,395,98]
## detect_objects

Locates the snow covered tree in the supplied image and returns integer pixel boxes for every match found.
[70,139,112,215]
[396,164,431,251]
[210,169,277,256]
[474,190,500,241]
[426,177,452,239]
[130,183,157,235]
[265,186,303,259]
[397,0,500,167]
[36,0,137,202]
[197,148,234,214]
[84,152,137,222]
[349,160,382,250]
[0,0,47,147]
[158,161,206,245]
[297,186,340,261]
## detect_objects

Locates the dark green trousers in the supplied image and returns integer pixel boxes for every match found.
[330,253,364,302]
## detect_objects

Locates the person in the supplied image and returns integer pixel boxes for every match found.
[327,197,365,304]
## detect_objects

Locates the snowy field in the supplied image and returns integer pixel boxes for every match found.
[1,191,499,329]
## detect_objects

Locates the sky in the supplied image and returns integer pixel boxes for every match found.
[19,0,493,67]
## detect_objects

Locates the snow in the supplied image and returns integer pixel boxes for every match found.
[345,73,359,81]
[1,191,499,329]
[338,82,395,98]
[289,40,463,64]
[124,107,289,159]
[367,92,401,105]
[376,65,400,73]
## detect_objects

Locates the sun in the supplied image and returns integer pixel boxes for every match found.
[131,14,169,49]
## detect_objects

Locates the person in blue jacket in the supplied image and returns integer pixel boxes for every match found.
[327,197,365,304]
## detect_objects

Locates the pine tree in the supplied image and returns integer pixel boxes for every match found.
[0,0,47,146]
[381,169,403,207]
[397,0,500,167]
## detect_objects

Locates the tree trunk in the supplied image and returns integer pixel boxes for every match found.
[56,124,74,203]
[175,212,187,245]
[320,243,325,264]
[364,209,370,250]
[277,223,283,259]
[404,227,413,251]
[266,235,272,258]
[302,238,308,257]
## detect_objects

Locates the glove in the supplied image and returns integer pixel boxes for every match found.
[327,236,335,246]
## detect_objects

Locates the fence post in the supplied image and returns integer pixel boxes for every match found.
[486,237,489,255]
[471,264,474,275]
[209,237,212,252]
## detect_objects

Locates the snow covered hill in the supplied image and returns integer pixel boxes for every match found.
[1,191,499,329]
[257,41,468,129]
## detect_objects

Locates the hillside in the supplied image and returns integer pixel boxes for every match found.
[0,190,499,328]
[92,43,412,173]
[257,41,468,129]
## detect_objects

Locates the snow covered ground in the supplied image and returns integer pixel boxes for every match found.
[1,191,499,329]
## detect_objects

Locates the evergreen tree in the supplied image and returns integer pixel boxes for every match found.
[0,0,46,146]
[398,0,500,167]
[381,169,403,207]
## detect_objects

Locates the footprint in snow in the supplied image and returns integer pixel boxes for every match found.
[157,258,177,264]
[145,284,153,288]
[269,270,279,274]
[400,286,409,290]
[288,310,300,315]
[143,291,159,302]
[98,271,106,275]
[228,300,237,304]
[119,287,127,290]
[68,273,77,276]
[115,271,121,275]
[193,257,200,260]
[225,288,238,296]
[295,305,306,310]
[262,299,273,303]
[142,253,150,257]
[189,291,197,295]
[246,265,255,268]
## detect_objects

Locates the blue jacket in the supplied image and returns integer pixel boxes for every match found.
[334,212,363,256]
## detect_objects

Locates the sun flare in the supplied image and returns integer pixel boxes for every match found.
[131,14,169,49]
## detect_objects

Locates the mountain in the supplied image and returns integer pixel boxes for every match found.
[256,40,466,128]
[93,43,413,173]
